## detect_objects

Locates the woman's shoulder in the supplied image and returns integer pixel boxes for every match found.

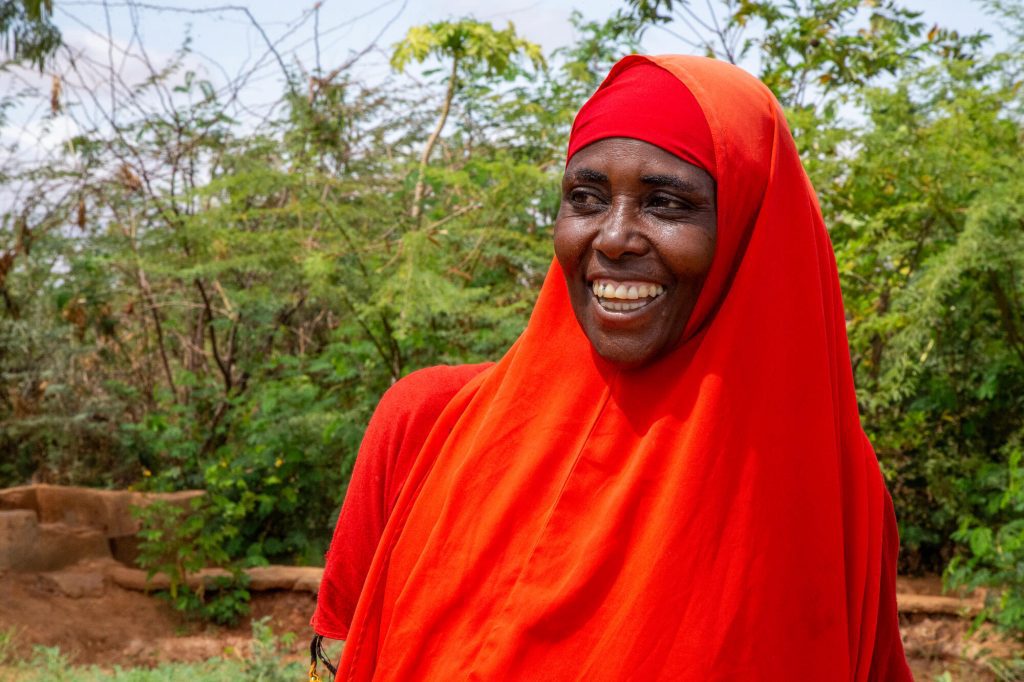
[367,362,495,507]
[374,362,495,424]
[311,363,493,642]
[378,364,493,411]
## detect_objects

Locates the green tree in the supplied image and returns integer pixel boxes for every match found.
[391,18,545,226]
[0,16,561,578]
[1,0,60,68]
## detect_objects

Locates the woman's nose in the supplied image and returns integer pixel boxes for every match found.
[592,200,648,260]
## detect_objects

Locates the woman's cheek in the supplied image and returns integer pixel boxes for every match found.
[553,218,592,271]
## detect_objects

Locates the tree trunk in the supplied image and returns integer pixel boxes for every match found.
[410,56,459,227]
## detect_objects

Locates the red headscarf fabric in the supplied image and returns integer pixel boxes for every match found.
[567,58,716,176]
[335,55,910,680]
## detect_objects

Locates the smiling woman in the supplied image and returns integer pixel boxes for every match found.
[311,55,912,681]
[556,138,717,368]
[554,56,719,369]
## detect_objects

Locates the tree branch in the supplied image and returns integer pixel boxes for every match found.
[410,54,458,226]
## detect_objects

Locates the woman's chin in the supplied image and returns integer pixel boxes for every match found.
[587,334,663,370]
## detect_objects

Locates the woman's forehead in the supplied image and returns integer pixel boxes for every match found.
[564,138,715,191]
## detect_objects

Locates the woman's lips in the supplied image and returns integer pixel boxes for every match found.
[589,278,666,313]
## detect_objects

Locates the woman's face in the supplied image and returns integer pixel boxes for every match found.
[554,137,717,369]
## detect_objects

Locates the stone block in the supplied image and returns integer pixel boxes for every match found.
[37,570,106,598]
[0,484,207,571]
[107,564,324,593]
[896,593,982,616]
[107,564,232,591]
[247,565,323,592]
[28,522,111,572]
[0,509,40,571]
[0,484,205,540]
[0,487,38,514]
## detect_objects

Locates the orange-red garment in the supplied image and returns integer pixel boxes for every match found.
[312,363,493,640]
[333,55,911,680]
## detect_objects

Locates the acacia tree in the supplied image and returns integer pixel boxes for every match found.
[0,12,560,579]
[391,19,545,225]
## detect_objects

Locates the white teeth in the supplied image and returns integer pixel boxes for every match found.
[589,279,665,307]
[600,299,650,312]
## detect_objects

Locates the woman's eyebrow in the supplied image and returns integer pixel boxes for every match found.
[568,168,609,184]
[641,174,701,192]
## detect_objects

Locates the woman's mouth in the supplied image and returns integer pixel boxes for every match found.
[590,278,666,312]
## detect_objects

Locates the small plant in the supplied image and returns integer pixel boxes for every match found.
[29,645,70,677]
[0,627,17,665]
[244,616,304,681]
[947,446,1024,633]
[133,497,251,625]
[986,658,1024,682]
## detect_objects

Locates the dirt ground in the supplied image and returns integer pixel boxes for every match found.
[901,614,1021,681]
[0,568,316,668]
[0,568,1019,679]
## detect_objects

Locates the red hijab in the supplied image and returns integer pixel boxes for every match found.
[336,55,910,681]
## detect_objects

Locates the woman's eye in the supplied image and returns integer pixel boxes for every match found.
[648,194,690,210]
[568,189,603,207]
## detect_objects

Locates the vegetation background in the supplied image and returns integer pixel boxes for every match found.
[2,0,1024,632]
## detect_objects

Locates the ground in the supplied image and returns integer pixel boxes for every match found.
[0,569,1019,679]
[0,569,315,669]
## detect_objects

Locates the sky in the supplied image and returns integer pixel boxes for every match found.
[44,0,1012,85]
[0,0,1013,166]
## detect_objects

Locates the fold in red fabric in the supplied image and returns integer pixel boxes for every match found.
[328,55,911,680]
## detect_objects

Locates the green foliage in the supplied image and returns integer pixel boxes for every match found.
[1,12,563,618]
[0,627,16,665]
[391,18,547,226]
[244,617,305,681]
[556,10,644,87]
[947,447,1024,631]
[133,498,251,625]
[0,0,60,68]
[391,18,545,76]
[733,0,932,106]
[985,657,1024,682]
[625,0,962,106]
[831,50,1024,574]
